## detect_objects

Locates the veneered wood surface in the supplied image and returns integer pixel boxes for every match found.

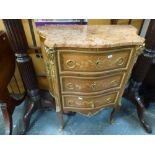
[62,92,118,109]
[61,72,124,94]
[59,48,132,73]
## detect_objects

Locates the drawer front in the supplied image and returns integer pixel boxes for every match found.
[59,48,132,73]
[62,92,118,109]
[61,73,124,94]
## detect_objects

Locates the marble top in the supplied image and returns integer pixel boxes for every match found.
[38,25,145,48]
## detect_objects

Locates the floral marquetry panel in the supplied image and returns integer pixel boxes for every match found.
[61,72,125,94]
[58,48,132,73]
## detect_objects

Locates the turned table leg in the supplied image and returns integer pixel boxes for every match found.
[0,103,12,135]
[134,94,152,133]
[124,19,155,133]
[23,101,35,133]
[3,20,42,134]
[124,80,152,133]
[123,48,155,133]
[0,93,25,135]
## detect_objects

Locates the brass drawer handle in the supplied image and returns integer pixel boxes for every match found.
[83,101,94,108]
[116,57,124,66]
[110,80,119,87]
[66,59,76,69]
[76,100,94,108]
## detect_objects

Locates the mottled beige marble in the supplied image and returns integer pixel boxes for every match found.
[38,25,144,48]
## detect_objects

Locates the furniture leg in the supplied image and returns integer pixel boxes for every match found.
[110,106,120,124]
[23,101,35,133]
[22,89,40,133]
[57,111,64,129]
[123,46,155,133]
[0,103,12,135]
[0,90,25,135]
[124,80,152,133]
[134,93,152,133]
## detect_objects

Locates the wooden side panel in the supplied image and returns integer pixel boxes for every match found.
[29,52,46,75]
[32,20,41,47]
[37,77,49,90]
[22,19,33,47]
[8,64,25,95]
[0,19,5,30]
[29,51,49,90]
[22,19,41,47]
[88,19,111,25]
[88,19,143,33]
[131,19,143,33]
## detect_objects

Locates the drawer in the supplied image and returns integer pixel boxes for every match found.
[61,72,125,94]
[58,48,132,73]
[62,92,118,109]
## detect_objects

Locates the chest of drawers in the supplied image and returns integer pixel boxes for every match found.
[38,25,144,129]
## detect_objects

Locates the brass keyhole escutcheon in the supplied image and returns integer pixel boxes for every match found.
[66,59,76,69]
[116,57,124,66]
[110,80,118,87]
[96,60,100,65]
[95,58,102,68]
[91,82,97,90]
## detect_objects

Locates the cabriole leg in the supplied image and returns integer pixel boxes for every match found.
[110,105,120,124]
[57,111,64,130]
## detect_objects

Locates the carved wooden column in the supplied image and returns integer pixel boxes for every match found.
[3,19,41,134]
[123,19,155,133]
